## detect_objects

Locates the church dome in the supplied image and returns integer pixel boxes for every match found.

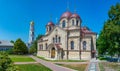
[61,11,72,19]
[30,21,34,25]
[47,21,54,26]
[70,13,80,18]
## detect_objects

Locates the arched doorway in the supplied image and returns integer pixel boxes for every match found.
[51,47,55,58]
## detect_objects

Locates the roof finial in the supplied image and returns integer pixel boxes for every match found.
[67,1,70,11]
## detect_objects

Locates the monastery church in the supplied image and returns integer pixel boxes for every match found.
[37,10,97,60]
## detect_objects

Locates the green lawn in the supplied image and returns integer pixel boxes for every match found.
[99,63,105,71]
[37,56,87,62]
[99,62,120,71]
[17,64,52,71]
[56,63,87,71]
[9,55,35,62]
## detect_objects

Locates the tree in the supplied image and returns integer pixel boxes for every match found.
[97,3,120,60]
[0,52,19,71]
[10,40,14,44]
[13,38,28,54]
[29,34,43,54]
[6,40,14,54]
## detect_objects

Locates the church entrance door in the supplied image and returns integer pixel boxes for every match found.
[51,47,55,58]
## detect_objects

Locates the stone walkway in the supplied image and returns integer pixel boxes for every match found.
[88,58,100,71]
[29,55,77,71]
[14,55,100,71]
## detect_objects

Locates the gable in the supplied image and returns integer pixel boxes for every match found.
[48,26,67,37]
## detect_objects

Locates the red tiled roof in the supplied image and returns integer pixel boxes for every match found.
[47,21,54,26]
[60,11,81,19]
[81,27,96,37]
[61,11,72,19]
[70,13,80,19]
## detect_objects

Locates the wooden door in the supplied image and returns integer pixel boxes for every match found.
[51,48,55,58]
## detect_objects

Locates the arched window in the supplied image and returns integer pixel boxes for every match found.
[39,44,43,50]
[55,35,57,43]
[58,37,61,43]
[49,26,51,31]
[41,44,43,50]
[71,41,74,50]
[62,20,66,28]
[72,20,74,25]
[45,43,47,50]
[83,41,87,51]
[76,20,79,26]
[53,37,55,43]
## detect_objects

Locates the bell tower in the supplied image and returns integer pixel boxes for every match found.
[28,21,34,47]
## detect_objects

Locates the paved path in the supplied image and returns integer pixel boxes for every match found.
[88,58,100,71]
[29,55,77,71]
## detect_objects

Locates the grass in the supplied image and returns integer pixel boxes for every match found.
[99,63,105,71]
[9,55,35,62]
[37,56,87,62]
[17,63,52,71]
[56,63,87,71]
[99,62,120,71]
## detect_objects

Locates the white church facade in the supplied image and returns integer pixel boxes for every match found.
[37,11,97,60]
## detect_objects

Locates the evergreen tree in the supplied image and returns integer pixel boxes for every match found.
[13,38,28,54]
[29,34,43,54]
[97,3,120,59]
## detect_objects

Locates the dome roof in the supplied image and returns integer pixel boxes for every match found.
[61,11,72,19]
[47,21,54,26]
[30,21,34,25]
[70,13,80,18]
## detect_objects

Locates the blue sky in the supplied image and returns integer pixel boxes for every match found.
[0,0,120,43]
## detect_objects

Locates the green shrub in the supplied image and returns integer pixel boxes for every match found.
[6,48,14,54]
[99,57,107,60]
[0,52,19,71]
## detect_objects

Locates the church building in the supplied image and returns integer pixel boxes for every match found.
[37,11,97,60]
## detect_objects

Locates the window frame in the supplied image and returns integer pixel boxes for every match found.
[71,41,74,50]
[83,41,87,51]
[58,37,61,43]
[45,43,47,50]
[62,20,66,28]
[76,20,79,26]
[72,20,74,26]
